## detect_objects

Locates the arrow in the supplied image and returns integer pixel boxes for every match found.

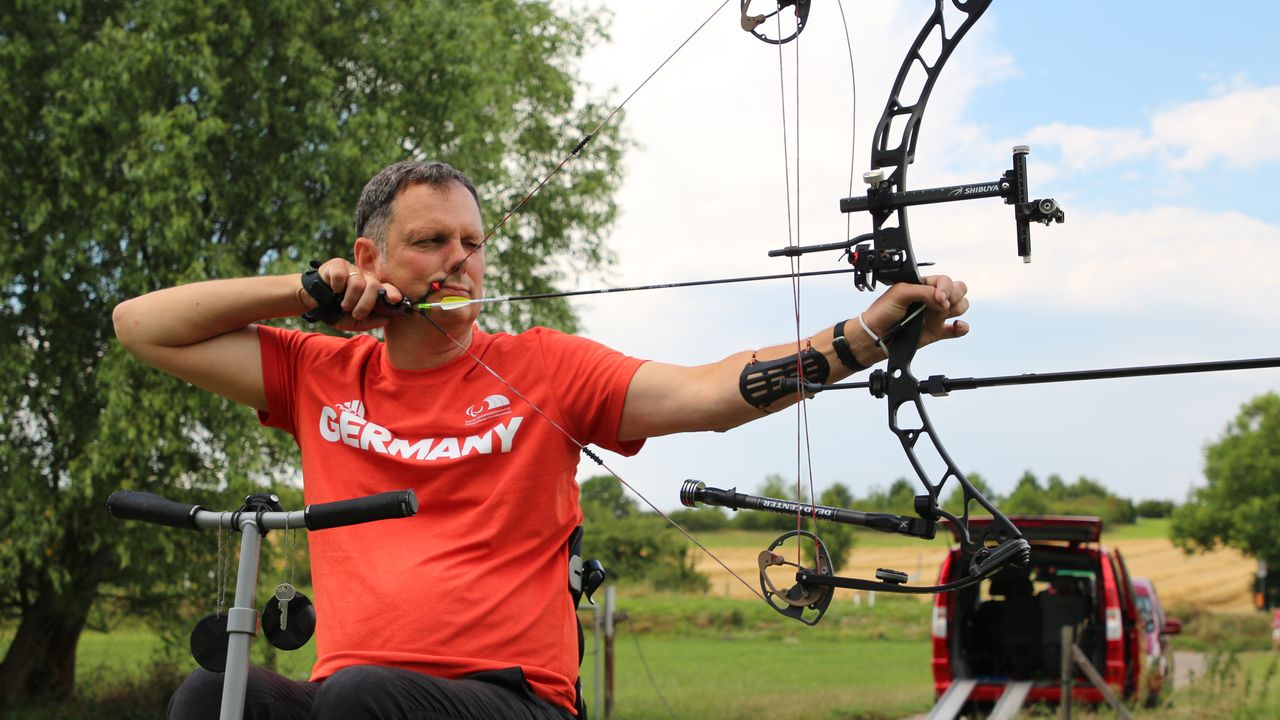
[413,267,863,311]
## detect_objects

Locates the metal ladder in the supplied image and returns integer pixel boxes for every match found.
[927,679,977,720]
[989,680,1034,720]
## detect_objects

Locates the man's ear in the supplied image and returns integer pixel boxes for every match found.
[353,236,380,271]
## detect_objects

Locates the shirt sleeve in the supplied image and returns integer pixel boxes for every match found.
[257,324,302,435]
[530,328,648,457]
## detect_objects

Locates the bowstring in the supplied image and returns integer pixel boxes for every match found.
[837,0,857,245]
[772,7,820,568]
[809,0,858,571]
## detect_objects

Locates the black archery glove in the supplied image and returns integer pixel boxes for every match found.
[299,260,344,324]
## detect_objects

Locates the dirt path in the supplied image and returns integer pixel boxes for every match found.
[1174,651,1206,690]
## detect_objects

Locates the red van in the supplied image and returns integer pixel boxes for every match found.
[930,516,1143,710]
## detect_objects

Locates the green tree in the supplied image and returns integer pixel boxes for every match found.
[1135,499,1176,518]
[814,483,857,570]
[0,1,624,701]
[942,472,997,517]
[580,512,708,593]
[667,506,730,532]
[1000,472,1043,515]
[861,477,918,515]
[1171,393,1280,570]
[579,475,637,520]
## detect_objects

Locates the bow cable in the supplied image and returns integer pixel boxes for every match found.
[411,309,766,601]
[771,8,821,567]
[405,2,861,607]
[437,0,737,289]
[411,1,771,599]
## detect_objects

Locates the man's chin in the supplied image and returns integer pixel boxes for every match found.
[423,306,481,332]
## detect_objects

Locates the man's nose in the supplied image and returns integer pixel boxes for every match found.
[441,238,474,279]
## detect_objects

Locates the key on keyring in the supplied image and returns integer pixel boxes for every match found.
[275,583,296,630]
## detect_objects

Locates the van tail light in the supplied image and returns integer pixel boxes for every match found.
[1105,607,1122,641]
[932,603,947,639]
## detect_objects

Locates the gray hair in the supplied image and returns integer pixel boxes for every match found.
[355,160,481,253]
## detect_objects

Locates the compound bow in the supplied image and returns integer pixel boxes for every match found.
[676,0,1070,624]
[357,0,1280,627]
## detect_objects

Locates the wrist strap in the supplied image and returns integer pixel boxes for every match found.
[300,260,343,324]
[832,320,868,373]
[858,314,891,357]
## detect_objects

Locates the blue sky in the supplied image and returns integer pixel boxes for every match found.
[553,1,1280,512]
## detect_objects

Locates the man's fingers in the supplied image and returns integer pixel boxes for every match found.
[379,283,404,306]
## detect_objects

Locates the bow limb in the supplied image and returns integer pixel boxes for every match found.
[861,0,1029,583]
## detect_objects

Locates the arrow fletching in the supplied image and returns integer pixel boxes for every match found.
[416,296,483,311]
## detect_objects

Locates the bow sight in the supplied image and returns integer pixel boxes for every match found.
[840,146,1064,290]
[773,146,1066,291]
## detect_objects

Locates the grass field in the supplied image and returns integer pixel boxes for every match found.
[581,635,933,720]
[4,518,1274,719]
[688,519,1261,613]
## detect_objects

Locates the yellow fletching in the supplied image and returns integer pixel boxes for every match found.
[416,295,474,311]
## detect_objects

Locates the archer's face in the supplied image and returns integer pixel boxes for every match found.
[379,181,485,328]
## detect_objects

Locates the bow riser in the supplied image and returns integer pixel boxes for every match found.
[868,0,992,287]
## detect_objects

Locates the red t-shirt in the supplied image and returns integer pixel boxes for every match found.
[257,324,646,712]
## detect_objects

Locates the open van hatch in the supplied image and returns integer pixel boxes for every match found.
[945,515,1102,544]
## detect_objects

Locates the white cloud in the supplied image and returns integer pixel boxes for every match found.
[947,204,1280,321]
[1018,84,1280,173]
[1023,123,1158,171]
[1153,85,1280,170]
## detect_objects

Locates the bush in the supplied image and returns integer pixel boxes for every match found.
[582,513,710,593]
[9,658,186,720]
[667,507,729,532]
[1136,499,1177,518]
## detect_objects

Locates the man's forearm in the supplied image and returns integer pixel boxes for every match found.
[113,274,309,352]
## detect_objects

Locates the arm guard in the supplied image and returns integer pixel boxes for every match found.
[739,347,830,409]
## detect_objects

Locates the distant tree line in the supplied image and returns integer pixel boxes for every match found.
[581,468,1179,591]
[583,391,1280,612]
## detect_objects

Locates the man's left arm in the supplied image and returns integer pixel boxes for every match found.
[617,276,970,442]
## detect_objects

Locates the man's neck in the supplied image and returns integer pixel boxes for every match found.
[382,318,475,370]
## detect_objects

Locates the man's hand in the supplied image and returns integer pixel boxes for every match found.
[307,259,405,332]
[862,274,970,349]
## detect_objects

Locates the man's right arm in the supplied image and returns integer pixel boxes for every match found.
[114,261,401,410]
[112,274,313,411]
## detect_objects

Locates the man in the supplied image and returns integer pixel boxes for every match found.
[113,160,970,719]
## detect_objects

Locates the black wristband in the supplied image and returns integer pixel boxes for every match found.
[300,260,343,324]
[832,319,868,373]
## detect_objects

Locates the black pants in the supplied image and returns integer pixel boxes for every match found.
[167,664,574,720]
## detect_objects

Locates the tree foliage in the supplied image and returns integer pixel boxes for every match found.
[1171,392,1280,566]
[942,472,996,517]
[1135,499,1176,518]
[578,477,708,592]
[999,471,1136,525]
[814,483,856,570]
[0,1,624,700]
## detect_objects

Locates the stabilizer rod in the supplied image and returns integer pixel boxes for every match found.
[789,355,1280,397]
[680,480,933,538]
